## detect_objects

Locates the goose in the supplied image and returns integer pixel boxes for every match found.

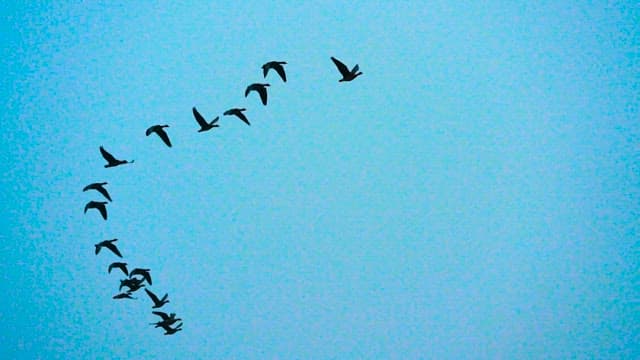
[331,57,362,82]
[120,277,145,292]
[108,262,128,276]
[245,83,270,105]
[95,239,122,258]
[192,107,219,132]
[223,108,250,126]
[262,61,287,82]
[130,268,152,285]
[161,322,183,335]
[100,146,134,168]
[82,182,112,202]
[113,292,136,300]
[84,201,108,220]
[150,311,181,327]
[146,125,172,147]
[145,288,169,308]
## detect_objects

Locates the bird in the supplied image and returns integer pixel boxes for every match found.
[192,107,219,132]
[223,108,250,126]
[145,289,169,308]
[84,201,108,220]
[146,125,172,147]
[113,292,136,300]
[95,239,123,258]
[330,56,363,82]
[82,182,112,202]
[120,278,145,292]
[262,61,287,82]
[150,311,181,327]
[130,268,152,285]
[108,262,128,276]
[160,322,183,335]
[100,146,134,168]
[245,83,270,105]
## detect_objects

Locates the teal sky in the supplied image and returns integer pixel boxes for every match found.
[1,2,638,358]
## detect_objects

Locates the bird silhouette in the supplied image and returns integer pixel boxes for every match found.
[150,311,181,327]
[145,289,169,308]
[130,268,152,285]
[146,125,172,147]
[108,262,128,276]
[120,277,145,292]
[262,61,287,82]
[95,239,123,258]
[223,108,250,126]
[100,146,134,168]
[84,201,108,220]
[160,322,183,335]
[331,57,362,82]
[245,83,270,105]
[82,182,112,202]
[113,292,136,300]
[192,107,219,132]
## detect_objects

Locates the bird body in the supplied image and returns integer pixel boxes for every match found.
[100,146,134,168]
[108,262,128,276]
[245,83,270,105]
[82,182,112,202]
[145,288,169,308]
[331,57,363,82]
[95,239,123,258]
[223,108,250,126]
[262,61,287,82]
[160,322,183,335]
[146,125,172,147]
[84,201,108,220]
[151,311,181,328]
[192,107,219,132]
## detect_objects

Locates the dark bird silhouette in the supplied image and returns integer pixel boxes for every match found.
[95,239,122,258]
[145,289,169,308]
[146,125,172,147]
[192,107,220,132]
[108,262,128,276]
[82,182,112,202]
[150,311,181,327]
[113,292,136,300]
[100,146,134,168]
[245,83,270,105]
[331,56,362,82]
[130,268,152,285]
[262,61,287,82]
[224,108,250,126]
[160,322,183,335]
[84,201,108,220]
[120,277,145,292]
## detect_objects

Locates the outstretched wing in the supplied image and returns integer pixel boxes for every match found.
[97,203,107,220]
[105,242,122,257]
[235,111,250,126]
[95,185,112,202]
[100,146,118,163]
[192,107,207,127]
[156,128,172,147]
[352,64,359,73]
[152,311,170,320]
[331,57,350,77]
[258,86,268,105]
[274,63,287,82]
[145,288,160,304]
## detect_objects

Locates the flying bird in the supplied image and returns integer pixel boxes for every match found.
[146,125,172,147]
[331,56,363,82]
[150,311,181,327]
[82,182,112,202]
[192,107,219,132]
[223,108,250,126]
[130,268,152,285]
[160,322,183,335]
[245,83,270,105]
[262,61,287,82]
[95,239,123,258]
[84,201,108,220]
[120,278,145,292]
[100,146,134,168]
[113,292,136,300]
[108,262,128,276]
[145,289,169,308]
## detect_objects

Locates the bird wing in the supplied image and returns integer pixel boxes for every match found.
[258,86,268,105]
[274,63,287,82]
[97,203,107,220]
[105,242,122,257]
[192,107,208,128]
[331,57,351,77]
[95,244,101,255]
[244,85,253,97]
[157,128,172,147]
[152,311,170,320]
[262,63,270,78]
[145,288,160,304]
[84,202,91,214]
[236,111,250,126]
[352,64,360,73]
[95,185,112,202]
[100,146,118,164]
[145,126,156,136]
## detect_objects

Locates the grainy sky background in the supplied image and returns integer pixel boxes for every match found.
[1,1,638,358]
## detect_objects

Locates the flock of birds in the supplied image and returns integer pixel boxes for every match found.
[82,56,362,335]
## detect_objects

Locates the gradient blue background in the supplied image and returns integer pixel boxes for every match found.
[1,1,638,358]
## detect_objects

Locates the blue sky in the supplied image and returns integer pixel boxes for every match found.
[1,1,638,358]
